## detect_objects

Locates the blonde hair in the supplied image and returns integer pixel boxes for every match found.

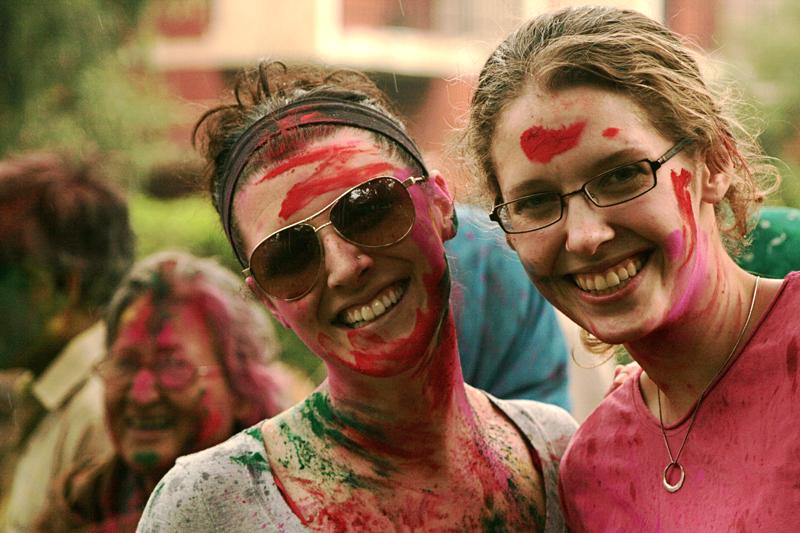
[464,6,778,255]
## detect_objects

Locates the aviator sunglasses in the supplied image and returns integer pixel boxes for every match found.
[245,175,427,301]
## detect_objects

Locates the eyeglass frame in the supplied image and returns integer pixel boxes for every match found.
[243,174,429,301]
[95,356,221,393]
[489,138,692,234]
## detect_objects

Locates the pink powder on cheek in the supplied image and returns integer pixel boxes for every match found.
[602,127,620,138]
[664,229,685,262]
[519,121,586,163]
[279,162,394,220]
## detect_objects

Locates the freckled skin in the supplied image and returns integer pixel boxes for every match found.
[492,84,768,418]
[104,296,237,489]
[235,129,547,530]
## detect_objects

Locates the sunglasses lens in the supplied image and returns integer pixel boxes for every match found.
[331,177,415,247]
[249,224,321,300]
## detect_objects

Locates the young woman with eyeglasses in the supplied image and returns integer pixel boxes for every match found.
[34,251,301,533]
[136,62,576,532]
[465,6,799,530]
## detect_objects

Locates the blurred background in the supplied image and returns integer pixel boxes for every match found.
[2,0,798,379]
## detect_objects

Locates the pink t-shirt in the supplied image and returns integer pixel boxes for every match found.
[560,272,800,532]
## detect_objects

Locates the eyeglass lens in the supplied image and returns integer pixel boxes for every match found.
[249,177,416,300]
[99,357,198,391]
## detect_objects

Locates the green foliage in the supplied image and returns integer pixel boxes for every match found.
[128,194,323,379]
[0,0,184,187]
[720,0,800,207]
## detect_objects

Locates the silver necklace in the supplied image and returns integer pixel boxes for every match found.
[656,275,760,493]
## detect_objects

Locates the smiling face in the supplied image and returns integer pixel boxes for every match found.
[234,128,453,377]
[104,295,237,476]
[491,85,726,344]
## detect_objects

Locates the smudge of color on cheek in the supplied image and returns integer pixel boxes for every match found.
[254,143,363,184]
[519,121,586,163]
[602,127,620,138]
[279,162,395,220]
[664,229,685,262]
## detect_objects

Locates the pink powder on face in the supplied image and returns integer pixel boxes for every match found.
[602,127,620,138]
[195,391,224,446]
[519,121,586,163]
[279,162,395,220]
[130,369,158,404]
[664,229,685,262]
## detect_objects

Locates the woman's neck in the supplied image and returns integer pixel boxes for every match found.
[320,313,477,471]
[629,249,758,421]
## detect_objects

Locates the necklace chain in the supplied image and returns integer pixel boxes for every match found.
[656,275,760,493]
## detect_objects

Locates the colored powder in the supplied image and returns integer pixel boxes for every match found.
[664,229,685,261]
[229,451,269,472]
[245,426,264,443]
[519,121,586,163]
[254,143,362,184]
[602,127,620,138]
[130,370,158,403]
[133,450,159,467]
[279,161,394,219]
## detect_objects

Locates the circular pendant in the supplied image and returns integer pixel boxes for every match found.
[662,462,685,493]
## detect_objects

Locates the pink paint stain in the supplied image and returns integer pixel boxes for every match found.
[279,162,395,220]
[130,370,158,404]
[519,120,586,163]
[602,127,620,138]
[666,168,706,323]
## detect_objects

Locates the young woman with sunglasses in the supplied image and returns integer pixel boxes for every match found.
[35,251,300,532]
[137,63,577,532]
[465,6,799,530]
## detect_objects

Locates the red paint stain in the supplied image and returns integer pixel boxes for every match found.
[279,162,394,219]
[602,127,620,138]
[254,143,363,184]
[670,168,696,270]
[196,391,224,445]
[519,121,586,163]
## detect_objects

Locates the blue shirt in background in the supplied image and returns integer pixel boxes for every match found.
[445,204,571,410]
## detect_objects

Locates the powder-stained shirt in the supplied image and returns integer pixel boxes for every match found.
[447,204,570,408]
[136,395,577,532]
[560,272,800,531]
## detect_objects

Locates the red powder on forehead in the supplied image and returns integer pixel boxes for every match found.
[254,143,364,184]
[520,121,586,164]
[278,162,395,220]
[602,127,620,138]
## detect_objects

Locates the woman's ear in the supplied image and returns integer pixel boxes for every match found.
[246,276,291,330]
[699,159,732,205]
[427,170,456,241]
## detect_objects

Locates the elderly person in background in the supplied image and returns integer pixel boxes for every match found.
[0,153,134,532]
[35,250,306,532]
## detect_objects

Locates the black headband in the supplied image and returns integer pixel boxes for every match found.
[218,96,429,266]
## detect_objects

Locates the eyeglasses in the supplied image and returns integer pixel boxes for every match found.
[245,175,427,301]
[96,356,219,392]
[490,139,691,234]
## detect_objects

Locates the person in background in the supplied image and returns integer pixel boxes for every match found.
[446,204,570,408]
[465,5,797,529]
[33,250,304,532]
[137,61,576,531]
[0,152,135,532]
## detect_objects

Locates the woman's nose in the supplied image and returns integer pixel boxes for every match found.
[319,227,373,290]
[563,196,615,256]
[129,368,160,404]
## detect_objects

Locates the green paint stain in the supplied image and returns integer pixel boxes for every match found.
[229,451,268,472]
[133,450,159,467]
[245,426,264,443]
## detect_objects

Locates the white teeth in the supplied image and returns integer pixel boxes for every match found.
[341,284,405,327]
[573,257,645,295]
